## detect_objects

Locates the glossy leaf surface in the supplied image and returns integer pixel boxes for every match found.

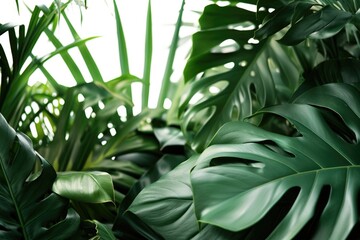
[191,83,360,239]
[181,3,303,151]
[52,171,115,204]
[0,114,79,239]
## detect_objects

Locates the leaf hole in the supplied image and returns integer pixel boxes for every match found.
[216,1,231,7]
[211,39,240,54]
[208,80,229,95]
[224,62,235,69]
[259,114,301,137]
[249,83,256,95]
[239,60,248,67]
[245,187,301,239]
[210,157,259,167]
[258,140,295,158]
[346,189,360,239]
[243,44,253,50]
[319,108,357,144]
[236,3,257,12]
[295,185,331,239]
[346,221,360,239]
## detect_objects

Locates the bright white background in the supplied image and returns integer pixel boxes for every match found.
[0,0,210,112]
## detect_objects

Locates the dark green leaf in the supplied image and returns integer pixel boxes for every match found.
[89,220,116,240]
[0,114,79,239]
[182,4,303,151]
[280,6,352,45]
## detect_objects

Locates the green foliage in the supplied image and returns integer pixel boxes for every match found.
[191,84,360,239]
[3,0,360,238]
[128,0,360,239]
[89,220,117,240]
[130,83,360,239]
[0,3,95,127]
[181,3,304,152]
[53,171,115,204]
[0,114,80,239]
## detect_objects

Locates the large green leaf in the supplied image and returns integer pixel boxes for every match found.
[0,114,79,239]
[128,155,253,239]
[181,3,304,152]
[128,156,199,240]
[52,171,115,204]
[89,220,116,240]
[256,1,358,45]
[190,83,360,239]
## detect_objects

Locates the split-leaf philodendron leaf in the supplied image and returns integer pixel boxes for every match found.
[191,83,360,239]
[0,114,80,239]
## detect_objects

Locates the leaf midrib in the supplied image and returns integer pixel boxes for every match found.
[219,164,360,202]
[0,154,29,239]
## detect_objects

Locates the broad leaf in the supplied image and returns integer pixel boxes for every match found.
[0,114,79,239]
[181,3,303,151]
[256,1,358,45]
[128,156,251,239]
[89,220,116,240]
[52,171,115,204]
[190,83,360,239]
[129,156,198,239]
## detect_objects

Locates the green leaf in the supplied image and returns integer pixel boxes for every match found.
[0,23,17,36]
[89,220,116,240]
[153,126,186,152]
[190,83,360,239]
[255,1,356,45]
[0,113,79,239]
[52,171,115,204]
[128,156,200,239]
[128,155,252,239]
[181,4,303,151]
[157,0,185,108]
[142,0,152,110]
[62,11,104,83]
[280,6,353,45]
[113,0,132,117]
[113,154,186,239]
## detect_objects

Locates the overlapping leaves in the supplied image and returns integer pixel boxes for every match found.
[256,0,359,45]
[0,114,79,239]
[181,3,304,152]
[190,83,360,239]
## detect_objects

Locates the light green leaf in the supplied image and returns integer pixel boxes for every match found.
[190,83,360,239]
[89,220,116,240]
[53,171,115,204]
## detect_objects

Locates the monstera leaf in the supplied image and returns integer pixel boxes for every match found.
[190,83,360,239]
[0,114,79,239]
[256,0,359,45]
[181,3,304,151]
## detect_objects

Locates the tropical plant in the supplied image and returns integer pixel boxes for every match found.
[0,113,80,239]
[2,0,360,239]
[127,0,360,239]
[1,0,191,238]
